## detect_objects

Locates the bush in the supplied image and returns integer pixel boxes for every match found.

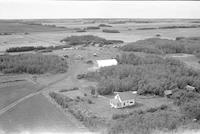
[77,74,87,79]
[87,99,93,104]
[108,110,183,134]
[86,60,93,64]
[98,24,112,27]
[85,26,100,30]
[6,46,47,52]
[121,37,200,55]
[0,54,68,74]
[180,100,200,120]
[171,90,200,106]
[102,29,120,33]
[60,35,123,46]
[49,92,73,108]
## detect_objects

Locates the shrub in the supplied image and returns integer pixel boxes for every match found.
[86,60,93,64]
[108,110,183,134]
[85,26,100,30]
[180,100,200,120]
[0,54,68,74]
[121,37,200,55]
[49,92,73,108]
[87,99,93,104]
[6,46,47,52]
[77,74,87,79]
[171,90,200,106]
[102,29,120,33]
[98,24,112,27]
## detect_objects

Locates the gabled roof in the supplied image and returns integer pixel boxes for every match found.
[117,92,136,102]
[96,59,118,68]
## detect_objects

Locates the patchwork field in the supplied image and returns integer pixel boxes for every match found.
[1,19,200,51]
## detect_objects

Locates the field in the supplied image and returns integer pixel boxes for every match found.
[0,75,41,109]
[0,19,200,134]
[1,19,200,51]
[0,94,88,133]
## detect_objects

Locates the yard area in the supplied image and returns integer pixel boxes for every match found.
[61,90,174,119]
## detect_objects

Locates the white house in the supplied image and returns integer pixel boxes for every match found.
[110,92,135,108]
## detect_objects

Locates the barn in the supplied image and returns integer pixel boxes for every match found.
[110,92,135,108]
[88,59,118,72]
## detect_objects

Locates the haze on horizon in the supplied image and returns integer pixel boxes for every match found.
[0,1,200,19]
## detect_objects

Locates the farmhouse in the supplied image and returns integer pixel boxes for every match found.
[110,92,135,108]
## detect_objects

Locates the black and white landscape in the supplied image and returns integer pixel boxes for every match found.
[0,1,200,134]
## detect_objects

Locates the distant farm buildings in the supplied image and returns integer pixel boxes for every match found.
[110,92,135,108]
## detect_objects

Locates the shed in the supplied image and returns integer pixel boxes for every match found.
[110,92,135,108]
[164,90,172,98]
[186,85,195,91]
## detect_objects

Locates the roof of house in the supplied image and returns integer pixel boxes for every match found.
[96,59,118,68]
[117,92,136,102]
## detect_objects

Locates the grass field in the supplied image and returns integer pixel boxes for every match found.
[0,77,41,110]
[0,21,67,33]
[0,94,86,134]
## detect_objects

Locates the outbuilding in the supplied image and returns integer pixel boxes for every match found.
[96,59,118,68]
[186,85,195,91]
[88,59,118,72]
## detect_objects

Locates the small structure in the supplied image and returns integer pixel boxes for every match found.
[87,59,118,72]
[164,90,173,98]
[96,59,118,68]
[110,92,135,108]
[93,53,97,57]
[186,85,195,91]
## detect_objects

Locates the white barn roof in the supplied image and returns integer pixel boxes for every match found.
[96,59,118,68]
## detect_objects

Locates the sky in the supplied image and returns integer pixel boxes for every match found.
[0,1,200,19]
